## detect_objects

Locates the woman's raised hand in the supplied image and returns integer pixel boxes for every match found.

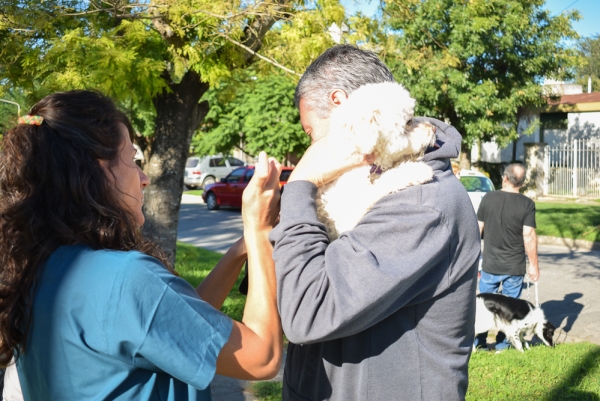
[242,151,282,233]
[217,151,283,380]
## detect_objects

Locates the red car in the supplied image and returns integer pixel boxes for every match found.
[202,166,294,210]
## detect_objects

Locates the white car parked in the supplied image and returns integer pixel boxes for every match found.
[459,169,495,213]
[184,155,246,189]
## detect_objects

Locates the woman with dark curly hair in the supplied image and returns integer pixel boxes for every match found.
[0,90,283,400]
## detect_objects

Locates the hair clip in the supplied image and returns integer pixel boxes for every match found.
[18,115,44,126]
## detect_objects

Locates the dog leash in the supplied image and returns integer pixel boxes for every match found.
[526,275,540,307]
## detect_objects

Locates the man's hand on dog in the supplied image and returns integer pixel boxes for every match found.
[288,136,375,187]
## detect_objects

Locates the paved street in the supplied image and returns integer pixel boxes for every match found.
[178,194,244,253]
[178,193,600,399]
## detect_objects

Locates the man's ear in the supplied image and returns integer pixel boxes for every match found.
[330,89,348,106]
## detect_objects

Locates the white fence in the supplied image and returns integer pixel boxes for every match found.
[545,140,600,197]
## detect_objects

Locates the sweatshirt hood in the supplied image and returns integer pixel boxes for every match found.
[415,117,462,172]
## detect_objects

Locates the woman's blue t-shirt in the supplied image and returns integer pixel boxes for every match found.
[17,245,232,400]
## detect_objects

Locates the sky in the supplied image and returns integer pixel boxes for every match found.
[340,0,600,39]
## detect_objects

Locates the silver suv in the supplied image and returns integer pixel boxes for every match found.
[184,156,246,189]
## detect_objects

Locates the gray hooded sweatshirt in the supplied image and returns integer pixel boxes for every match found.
[269,118,481,401]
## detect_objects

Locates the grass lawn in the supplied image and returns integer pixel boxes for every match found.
[175,242,246,321]
[250,382,283,400]
[248,344,600,401]
[176,242,600,400]
[536,202,600,243]
[468,343,600,400]
[184,189,204,196]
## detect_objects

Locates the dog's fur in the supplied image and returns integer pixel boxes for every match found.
[475,293,555,352]
[316,82,436,240]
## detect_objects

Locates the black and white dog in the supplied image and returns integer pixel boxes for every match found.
[475,293,556,352]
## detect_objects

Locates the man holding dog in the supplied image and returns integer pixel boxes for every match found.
[268,45,481,400]
[475,163,540,352]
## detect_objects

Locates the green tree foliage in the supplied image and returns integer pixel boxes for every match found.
[0,2,164,127]
[575,35,600,92]
[0,88,27,135]
[190,0,387,163]
[193,73,310,163]
[383,0,581,153]
[260,0,388,72]
[0,0,306,260]
[0,0,382,260]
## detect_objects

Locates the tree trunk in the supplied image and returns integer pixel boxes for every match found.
[459,142,471,169]
[142,71,209,265]
[443,107,471,169]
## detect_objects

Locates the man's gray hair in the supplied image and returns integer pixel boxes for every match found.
[504,163,526,187]
[295,45,395,118]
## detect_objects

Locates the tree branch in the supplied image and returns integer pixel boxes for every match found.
[236,0,293,64]
[381,1,447,50]
[219,33,301,77]
[183,3,267,22]
[61,2,161,17]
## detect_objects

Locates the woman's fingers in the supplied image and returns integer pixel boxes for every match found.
[252,151,270,185]
[242,152,282,233]
[250,153,281,190]
[267,157,282,188]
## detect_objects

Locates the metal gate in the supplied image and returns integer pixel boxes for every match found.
[545,140,600,197]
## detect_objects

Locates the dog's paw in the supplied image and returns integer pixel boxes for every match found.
[373,161,434,195]
[407,162,435,185]
[317,166,373,239]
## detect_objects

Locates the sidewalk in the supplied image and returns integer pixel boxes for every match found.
[533,245,600,345]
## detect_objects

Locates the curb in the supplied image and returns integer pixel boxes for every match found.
[181,193,204,205]
[538,235,600,251]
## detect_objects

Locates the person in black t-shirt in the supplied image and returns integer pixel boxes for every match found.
[474,163,540,351]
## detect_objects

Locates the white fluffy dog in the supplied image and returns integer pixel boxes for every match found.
[317,82,437,240]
